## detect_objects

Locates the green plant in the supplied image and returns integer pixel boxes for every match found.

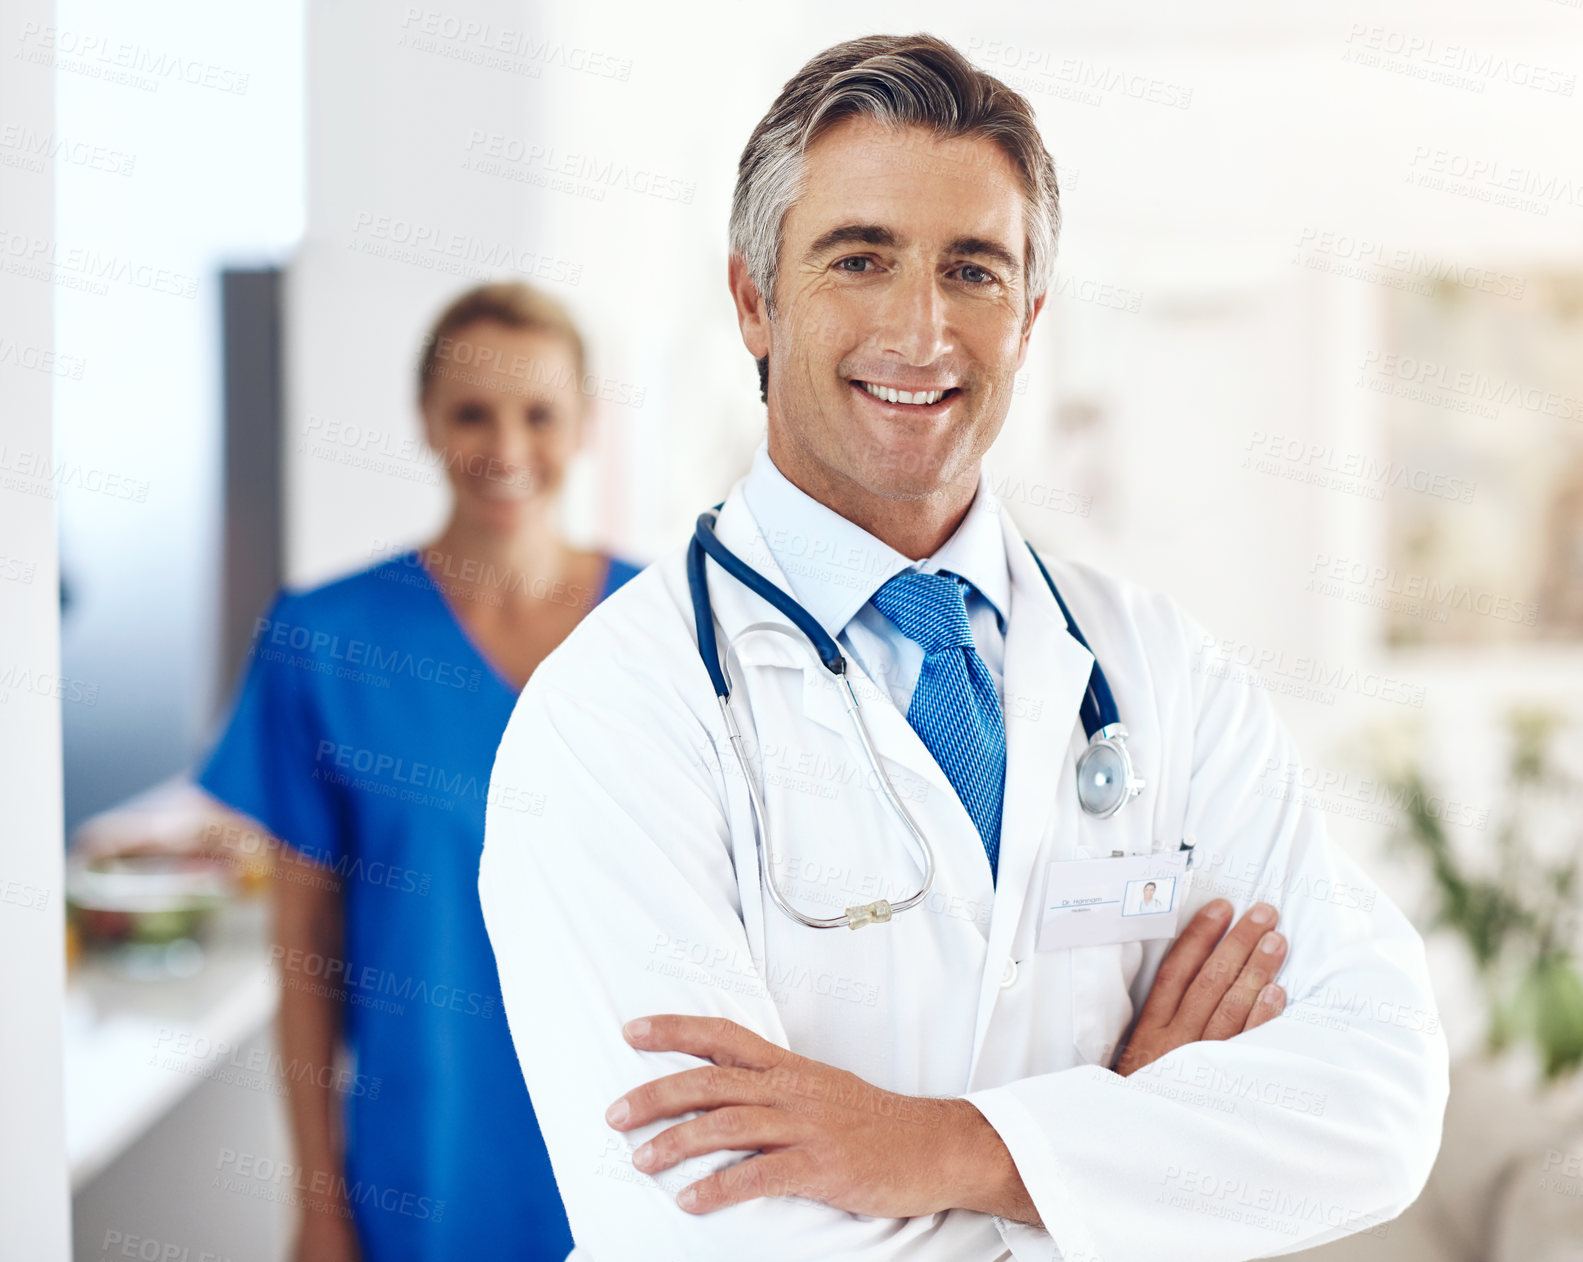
[1372,708,1583,1080]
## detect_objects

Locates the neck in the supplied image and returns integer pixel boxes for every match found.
[423,502,567,601]
[766,427,978,561]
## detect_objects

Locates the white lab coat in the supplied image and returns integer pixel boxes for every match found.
[478,479,1448,1262]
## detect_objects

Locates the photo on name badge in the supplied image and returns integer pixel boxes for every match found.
[1122,876,1177,916]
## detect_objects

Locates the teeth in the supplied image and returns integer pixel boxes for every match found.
[860,382,947,406]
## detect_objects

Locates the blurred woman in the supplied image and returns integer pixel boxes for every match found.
[198,283,639,1261]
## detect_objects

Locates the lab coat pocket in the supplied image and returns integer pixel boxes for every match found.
[1069,939,1143,1068]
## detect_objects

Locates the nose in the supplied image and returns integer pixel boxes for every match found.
[873,264,952,368]
[473,412,535,490]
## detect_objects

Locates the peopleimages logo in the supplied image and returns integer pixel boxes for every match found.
[252,615,483,693]
[1242,431,1477,505]
[1193,634,1427,708]
[1259,756,1490,831]
[1405,145,1583,215]
[0,125,136,176]
[14,22,252,95]
[461,131,696,204]
[151,1026,384,1099]
[312,739,546,816]
[397,9,633,81]
[1357,351,1581,422]
[0,228,200,298]
[964,39,1195,109]
[1292,227,1526,300]
[0,444,149,501]
[1341,24,1576,97]
[349,211,584,286]
[268,944,497,1019]
[214,1148,445,1222]
[1308,554,1539,627]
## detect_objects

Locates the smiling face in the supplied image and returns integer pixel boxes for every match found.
[420,320,586,530]
[731,115,1046,535]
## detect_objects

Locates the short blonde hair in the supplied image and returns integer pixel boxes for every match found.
[416,281,587,402]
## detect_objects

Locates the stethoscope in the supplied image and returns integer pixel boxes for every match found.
[688,507,1144,930]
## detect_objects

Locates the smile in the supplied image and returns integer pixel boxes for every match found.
[852,381,959,408]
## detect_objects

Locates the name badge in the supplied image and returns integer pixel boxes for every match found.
[1036,850,1191,950]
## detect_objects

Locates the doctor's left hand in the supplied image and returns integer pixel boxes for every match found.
[604,1014,1038,1223]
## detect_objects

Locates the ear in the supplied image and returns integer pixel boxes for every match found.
[728,254,771,360]
[1013,291,1048,373]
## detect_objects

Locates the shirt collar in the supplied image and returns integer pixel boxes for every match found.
[738,438,1011,643]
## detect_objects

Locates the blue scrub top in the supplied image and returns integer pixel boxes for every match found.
[199,549,640,1261]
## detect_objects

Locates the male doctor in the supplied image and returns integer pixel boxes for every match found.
[480,32,1448,1262]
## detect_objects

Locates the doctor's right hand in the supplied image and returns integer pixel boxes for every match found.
[1112,898,1287,1077]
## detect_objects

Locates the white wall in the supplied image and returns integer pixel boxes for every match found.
[0,0,70,1252]
[286,0,553,585]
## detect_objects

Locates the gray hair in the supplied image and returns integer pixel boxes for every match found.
[729,34,1062,401]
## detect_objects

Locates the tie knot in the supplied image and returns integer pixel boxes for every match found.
[870,570,976,654]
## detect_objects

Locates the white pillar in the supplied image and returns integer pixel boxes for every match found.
[0,0,71,1255]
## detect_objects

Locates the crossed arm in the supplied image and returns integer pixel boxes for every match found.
[482,619,1446,1259]
[604,898,1290,1222]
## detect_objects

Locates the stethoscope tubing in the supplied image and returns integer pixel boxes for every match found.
[687,506,1139,929]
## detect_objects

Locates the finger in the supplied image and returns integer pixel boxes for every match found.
[1135,900,1234,1027]
[623,1015,789,1072]
[633,1104,800,1178]
[609,1063,767,1131]
[678,1151,823,1215]
[1171,903,1279,1035]
[1242,982,1287,1032]
[1201,930,1288,1040]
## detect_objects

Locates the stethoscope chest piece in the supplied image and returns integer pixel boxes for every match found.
[1074,723,1145,819]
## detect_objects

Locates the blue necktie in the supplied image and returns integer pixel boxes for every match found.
[870,570,1006,883]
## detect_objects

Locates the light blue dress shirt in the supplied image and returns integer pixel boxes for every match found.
[739,440,1011,715]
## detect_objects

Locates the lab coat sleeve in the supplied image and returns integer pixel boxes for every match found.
[964,602,1450,1262]
[479,629,994,1260]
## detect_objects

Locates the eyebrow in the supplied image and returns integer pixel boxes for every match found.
[805,223,899,258]
[947,235,1022,280]
[805,223,1023,281]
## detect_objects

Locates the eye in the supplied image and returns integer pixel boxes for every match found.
[956,263,996,286]
[453,401,489,424]
[834,255,875,273]
[527,403,559,427]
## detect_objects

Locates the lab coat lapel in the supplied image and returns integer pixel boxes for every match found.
[968,503,1096,1071]
[705,484,995,935]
